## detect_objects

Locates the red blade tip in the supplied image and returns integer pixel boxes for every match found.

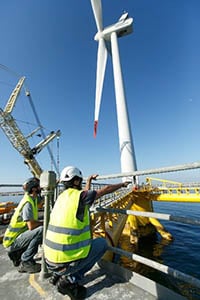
[94,120,98,138]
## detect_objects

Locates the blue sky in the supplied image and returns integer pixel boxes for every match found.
[0,0,200,184]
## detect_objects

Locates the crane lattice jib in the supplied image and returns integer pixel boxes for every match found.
[0,76,60,178]
[24,157,43,178]
[0,108,43,177]
[0,109,31,155]
[4,77,25,114]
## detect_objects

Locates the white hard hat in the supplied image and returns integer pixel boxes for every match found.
[60,166,83,182]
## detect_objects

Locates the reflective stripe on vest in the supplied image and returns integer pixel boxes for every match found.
[44,188,91,263]
[3,194,38,248]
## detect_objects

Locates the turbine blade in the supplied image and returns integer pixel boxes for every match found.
[94,120,98,138]
[94,38,108,137]
[90,0,103,31]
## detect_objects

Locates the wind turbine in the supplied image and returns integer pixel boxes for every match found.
[90,0,137,179]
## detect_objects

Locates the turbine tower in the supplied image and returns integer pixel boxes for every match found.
[90,0,137,179]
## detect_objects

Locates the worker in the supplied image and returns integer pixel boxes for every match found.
[3,177,43,273]
[44,166,130,299]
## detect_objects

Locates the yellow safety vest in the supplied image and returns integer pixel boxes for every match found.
[44,188,91,264]
[3,194,38,248]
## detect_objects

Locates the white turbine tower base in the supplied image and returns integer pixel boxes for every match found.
[90,0,137,181]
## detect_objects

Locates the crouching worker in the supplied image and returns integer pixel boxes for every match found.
[3,177,43,273]
[44,166,130,300]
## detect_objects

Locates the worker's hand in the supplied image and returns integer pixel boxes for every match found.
[88,174,99,181]
[123,181,131,187]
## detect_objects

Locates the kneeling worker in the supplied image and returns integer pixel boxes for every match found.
[3,177,43,273]
[44,165,130,300]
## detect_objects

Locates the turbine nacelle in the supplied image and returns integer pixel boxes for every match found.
[94,17,133,41]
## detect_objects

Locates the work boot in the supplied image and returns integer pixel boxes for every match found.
[18,260,41,273]
[8,251,21,267]
[57,276,87,300]
[7,246,27,267]
[49,273,60,285]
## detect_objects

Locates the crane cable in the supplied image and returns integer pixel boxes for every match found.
[25,89,60,177]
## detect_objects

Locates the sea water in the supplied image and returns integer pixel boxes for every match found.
[0,195,22,204]
[119,201,200,300]
[152,201,200,300]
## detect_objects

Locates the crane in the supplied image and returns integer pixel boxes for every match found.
[0,76,60,178]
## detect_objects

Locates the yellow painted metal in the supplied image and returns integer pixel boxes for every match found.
[150,193,200,202]
[91,177,199,254]
[91,189,174,249]
[144,177,200,203]
[146,177,182,187]
[126,191,172,242]
[91,192,134,261]
[149,217,173,240]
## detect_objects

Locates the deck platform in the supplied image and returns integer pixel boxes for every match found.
[0,244,186,300]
